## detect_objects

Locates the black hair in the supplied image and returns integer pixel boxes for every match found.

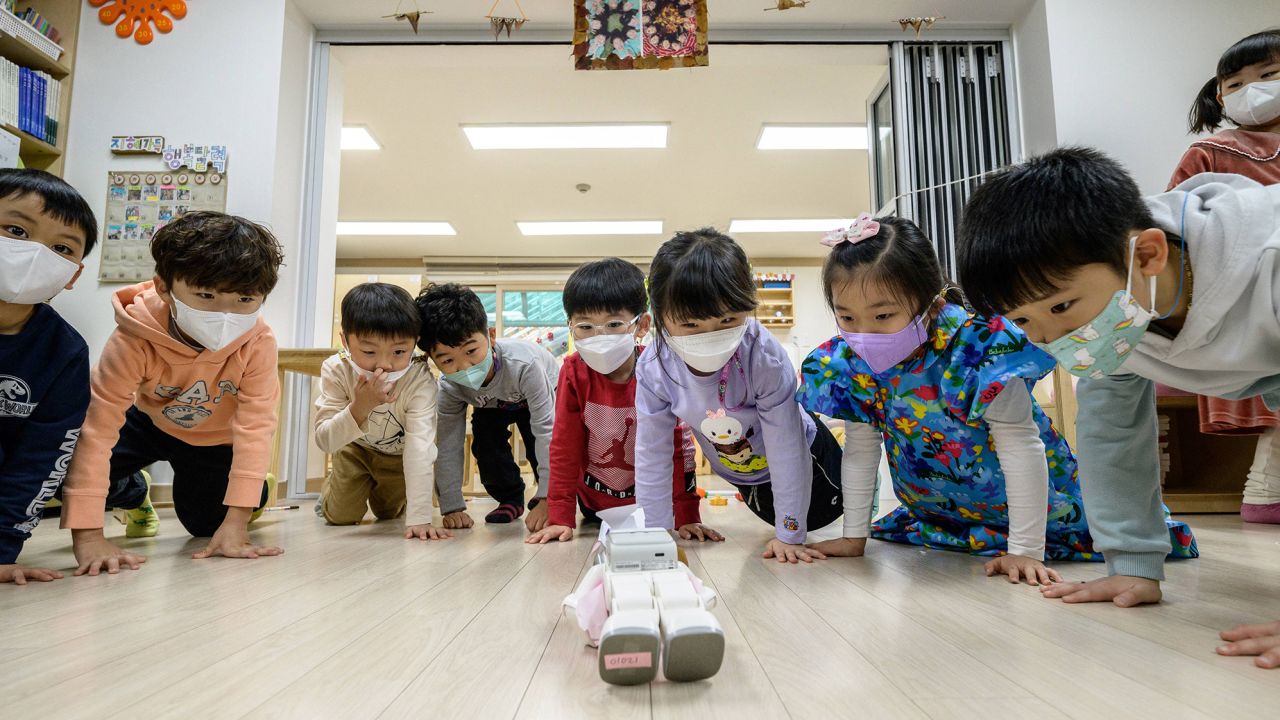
[822,216,963,318]
[340,282,421,341]
[414,282,489,353]
[151,211,284,296]
[563,257,648,319]
[648,228,757,335]
[957,146,1155,316]
[0,168,98,257]
[1189,29,1280,133]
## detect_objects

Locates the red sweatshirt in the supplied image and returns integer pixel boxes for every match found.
[547,350,699,529]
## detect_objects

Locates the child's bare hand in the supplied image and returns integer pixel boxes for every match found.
[193,516,283,560]
[1218,620,1280,669]
[677,523,724,542]
[442,510,473,529]
[526,524,573,544]
[985,554,1062,586]
[71,529,146,576]
[806,537,866,557]
[763,539,825,564]
[405,523,452,541]
[1039,574,1161,607]
[350,370,398,424]
[524,502,549,532]
[1,563,64,585]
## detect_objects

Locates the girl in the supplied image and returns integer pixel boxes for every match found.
[1174,30,1280,524]
[634,228,844,563]
[796,215,1198,585]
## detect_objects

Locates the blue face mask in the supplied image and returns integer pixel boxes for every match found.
[445,342,494,390]
[1036,236,1156,379]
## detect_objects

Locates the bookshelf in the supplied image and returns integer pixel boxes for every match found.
[1156,395,1253,513]
[755,273,794,329]
[0,0,79,176]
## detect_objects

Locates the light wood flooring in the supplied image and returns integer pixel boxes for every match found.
[4,494,1280,719]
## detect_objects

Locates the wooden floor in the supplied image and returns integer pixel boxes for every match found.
[5,495,1280,719]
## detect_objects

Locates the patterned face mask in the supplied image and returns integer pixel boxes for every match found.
[1036,236,1154,379]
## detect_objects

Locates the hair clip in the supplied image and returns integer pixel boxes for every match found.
[820,213,880,247]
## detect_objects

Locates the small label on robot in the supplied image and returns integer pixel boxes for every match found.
[613,561,641,572]
[603,652,654,670]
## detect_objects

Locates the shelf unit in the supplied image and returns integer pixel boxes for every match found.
[0,1,80,176]
[755,278,794,329]
[1156,395,1252,513]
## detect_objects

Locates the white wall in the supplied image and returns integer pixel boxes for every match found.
[273,0,315,347]
[53,0,309,358]
[1022,0,1279,192]
[1010,0,1056,157]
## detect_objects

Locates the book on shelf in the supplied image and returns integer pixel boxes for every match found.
[17,7,62,44]
[0,58,60,145]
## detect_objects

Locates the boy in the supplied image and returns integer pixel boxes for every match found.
[0,169,96,585]
[416,283,558,532]
[314,283,447,540]
[63,211,285,576]
[957,147,1280,668]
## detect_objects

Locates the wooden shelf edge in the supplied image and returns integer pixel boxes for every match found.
[1162,491,1243,514]
[0,27,70,79]
[1156,395,1199,409]
[4,122,59,157]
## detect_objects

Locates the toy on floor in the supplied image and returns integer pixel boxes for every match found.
[563,507,725,686]
[695,487,744,503]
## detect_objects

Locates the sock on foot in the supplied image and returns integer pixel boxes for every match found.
[1241,501,1280,524]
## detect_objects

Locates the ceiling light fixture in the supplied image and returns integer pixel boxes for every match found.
[728,218,855,233]
[517,220,663,236]
[757,125,868,150]
[462,124,669,149]
[340,126,381,150]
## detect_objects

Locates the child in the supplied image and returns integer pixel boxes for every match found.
[417,283,558,532]
[63,211,285,576]
[527,258,716,544]
[0,170,96,585]
[956,147,1280,667]
[1173,30,1280,524]
[314,283,446,540]
[634,228,842,564]
[796,215,1196,585]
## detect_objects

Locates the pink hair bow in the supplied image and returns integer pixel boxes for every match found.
[820,213,880,247]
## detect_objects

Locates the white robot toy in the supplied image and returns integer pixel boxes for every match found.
[563,507,725,686]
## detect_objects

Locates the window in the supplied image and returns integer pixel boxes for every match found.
[499,290,570,359]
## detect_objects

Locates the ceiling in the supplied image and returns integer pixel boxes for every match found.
[297,0,1032,33]
[334,43,889,260]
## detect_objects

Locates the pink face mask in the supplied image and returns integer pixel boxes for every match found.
[838,316,930,374]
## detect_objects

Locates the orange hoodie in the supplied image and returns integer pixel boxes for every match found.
[61,281,279,529]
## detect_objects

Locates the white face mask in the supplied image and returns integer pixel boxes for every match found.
[1223,78,1280,126]
[170,294,260,351]
[0,235,78,304]
[346,354,412,384]
[575,331,637,375]
[664,324,747,374]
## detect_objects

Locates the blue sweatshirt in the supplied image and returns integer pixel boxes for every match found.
[0,303,89,564]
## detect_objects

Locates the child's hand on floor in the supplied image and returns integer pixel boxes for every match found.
[526,524,573,544]
[1217,620,1280,669]
[677,523,724,542]
[350,370,398,425]
[442,510,474,529]
[763,538,825,564]
[71,529,147,576]
[193,508,284,560]
[524,501,549,532]
[806,537,866,557]
[1,563,64,585]
[405,523,452,541]
[1039,574,1161,607]
[985,554,1062,586]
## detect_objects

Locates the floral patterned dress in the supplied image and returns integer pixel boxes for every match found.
[796,304,1199,561]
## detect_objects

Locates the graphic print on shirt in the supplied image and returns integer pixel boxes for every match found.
[699,409,767,474]
[155,379,239,429]
[584,402,637,492]
[364,409,406,452]
[0,374,35,417]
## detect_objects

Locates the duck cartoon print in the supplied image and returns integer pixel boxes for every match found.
[700,409,768,474]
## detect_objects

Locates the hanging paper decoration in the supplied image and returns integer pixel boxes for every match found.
[89,0,187,45]
[574,0,708,71]
[486,0,528,40]
[383,2,432,34]
[764,0,809,10]
[897,16,945,38]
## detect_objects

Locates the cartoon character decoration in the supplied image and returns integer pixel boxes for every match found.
[699,409,768,473]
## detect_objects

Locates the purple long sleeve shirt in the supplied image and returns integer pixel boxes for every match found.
[634,320,817,544]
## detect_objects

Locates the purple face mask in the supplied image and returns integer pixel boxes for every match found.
[838,315,930,374]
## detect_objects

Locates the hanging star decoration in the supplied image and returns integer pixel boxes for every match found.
[764,0,809,10]
[383,2,432,34]
[897,16,946,38]
[486,0,528,39]
[89,0,187,45]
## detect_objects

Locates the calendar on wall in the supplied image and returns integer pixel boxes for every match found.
[98,169,228,283]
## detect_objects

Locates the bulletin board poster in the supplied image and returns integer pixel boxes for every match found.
[98,170,228,283]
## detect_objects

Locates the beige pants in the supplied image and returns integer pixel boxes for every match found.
[320,443,407,524]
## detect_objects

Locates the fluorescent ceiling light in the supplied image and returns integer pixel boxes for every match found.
[728,218,854,233]
[517,221,663,236]
[757,125,868,150]
[340,126,380,150]
[336,221,456,236]
[463,124,668,149]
